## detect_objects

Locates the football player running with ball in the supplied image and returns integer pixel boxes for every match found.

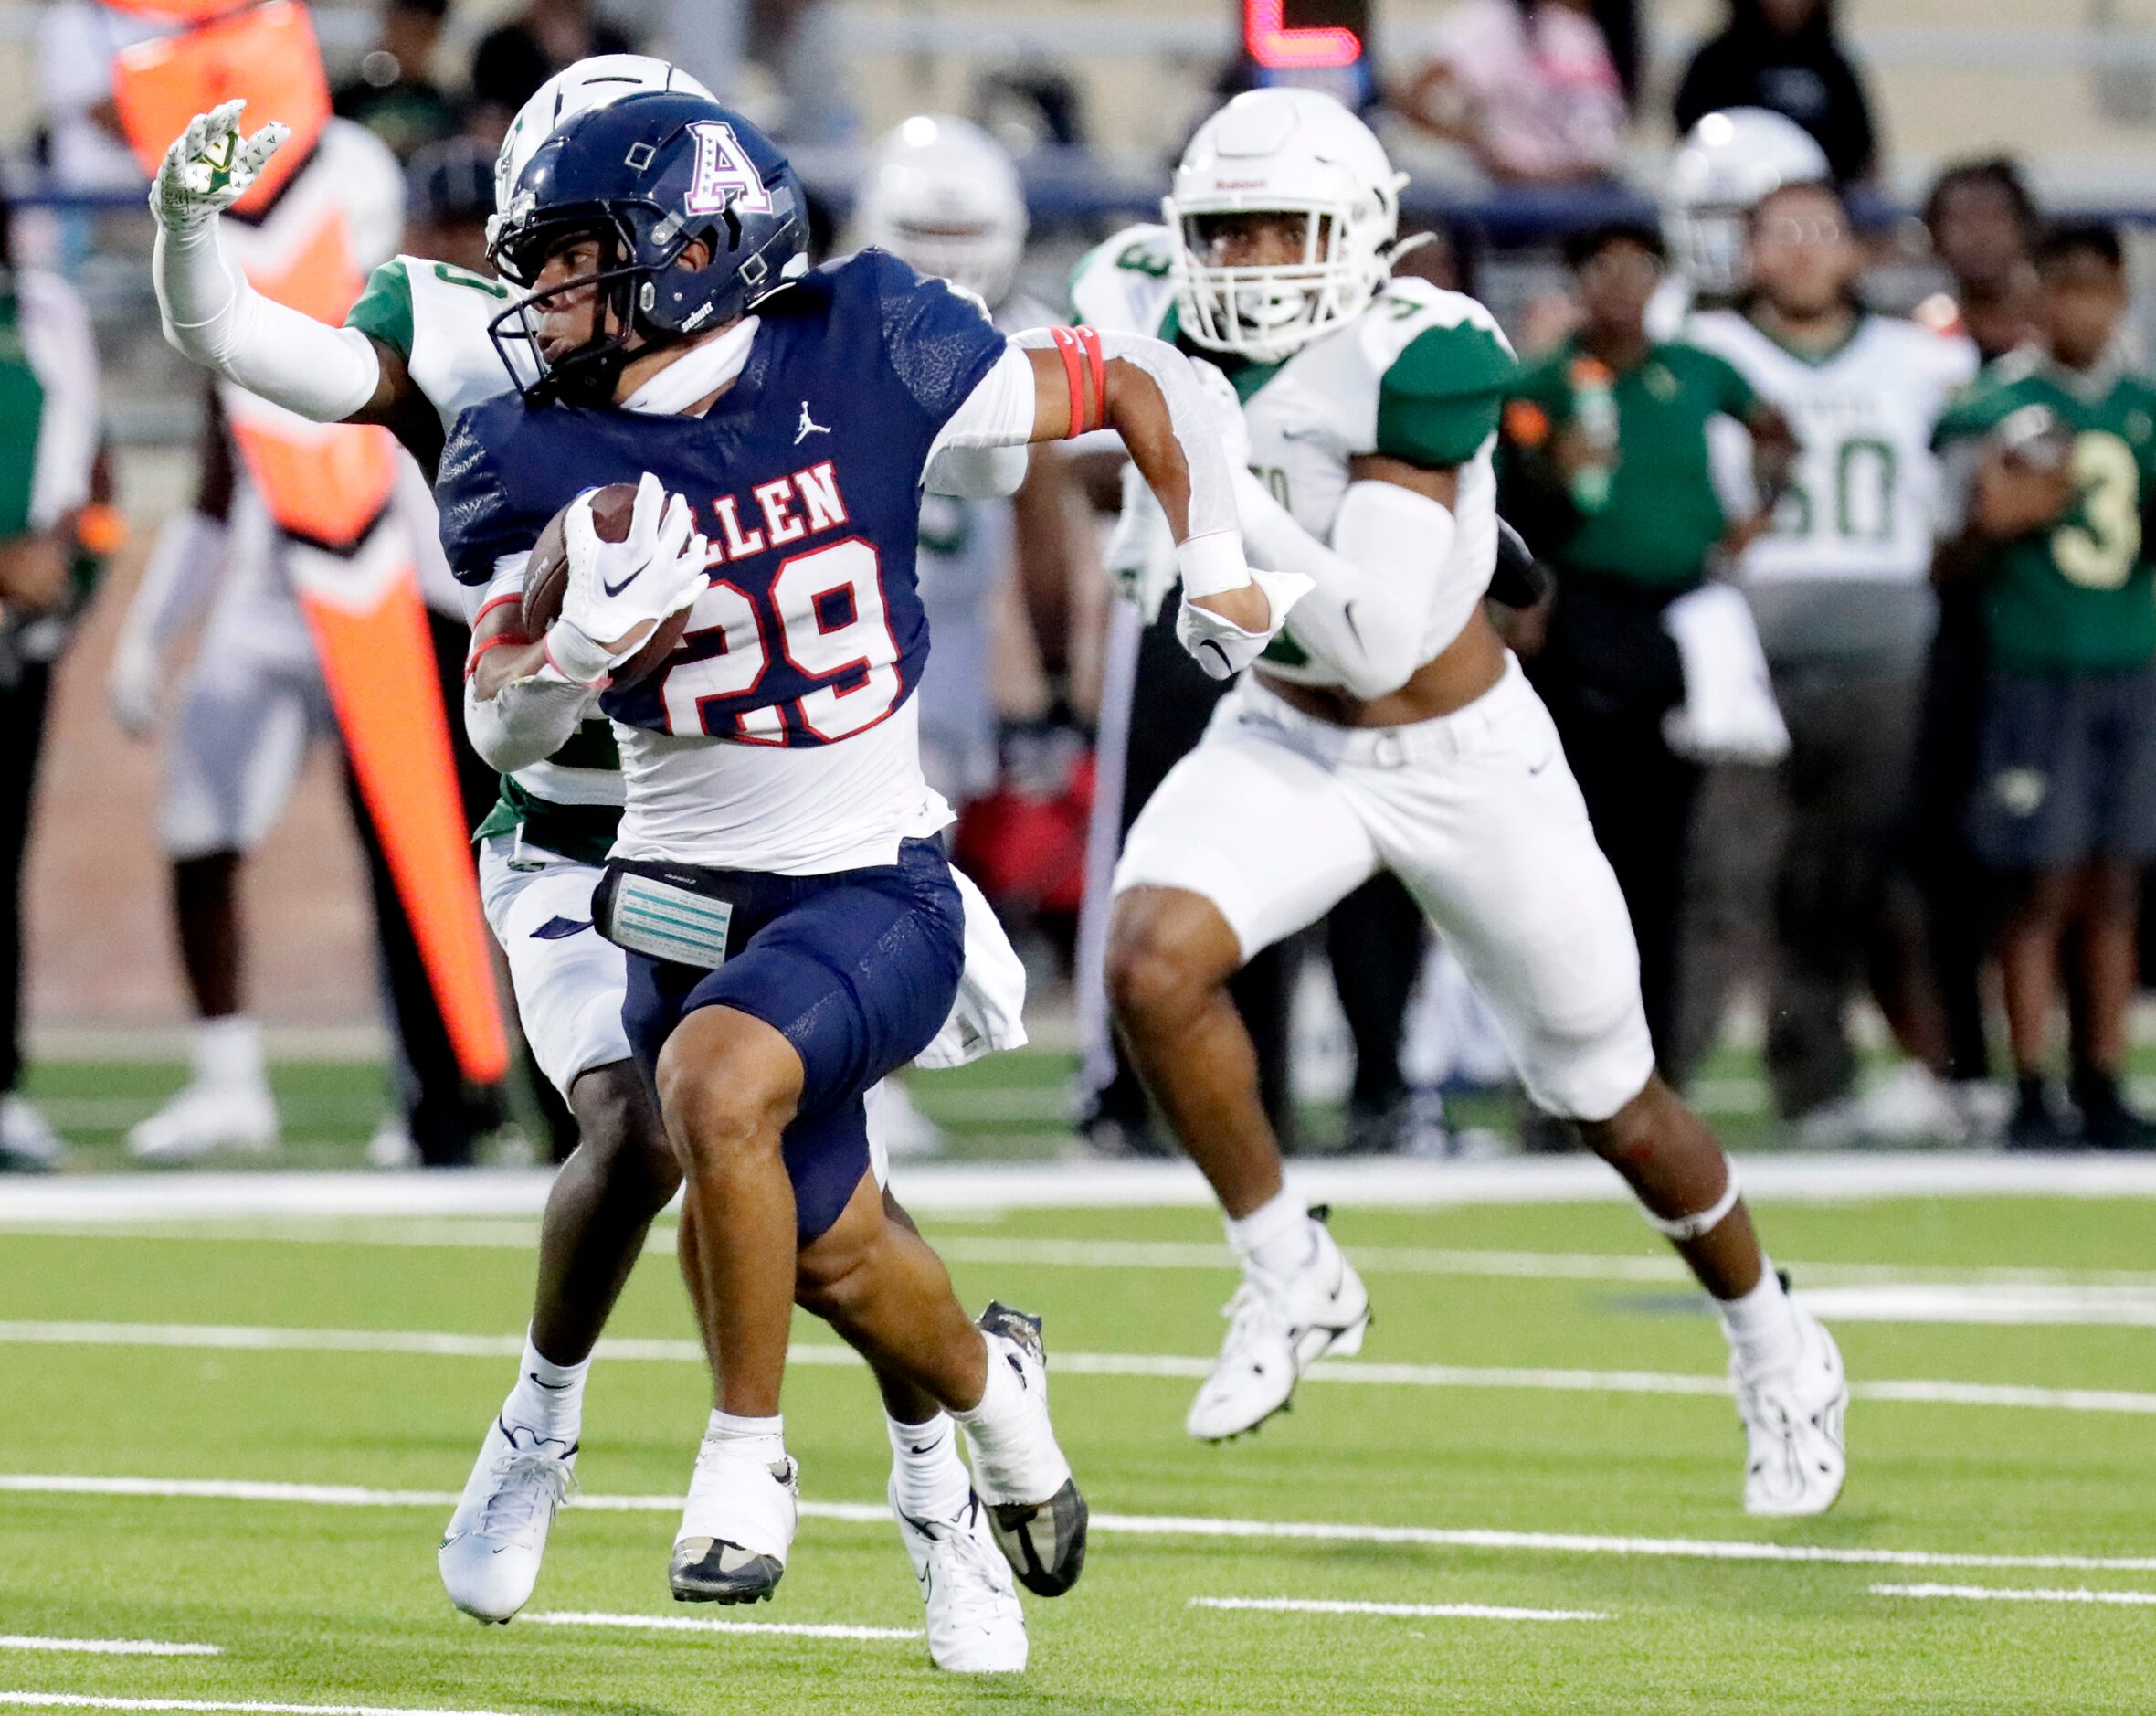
[1086,89,1848,1517]
[431,95,1296,1620]
[147,62,1060,1669]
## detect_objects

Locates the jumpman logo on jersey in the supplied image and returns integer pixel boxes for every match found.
[795,401,831,444]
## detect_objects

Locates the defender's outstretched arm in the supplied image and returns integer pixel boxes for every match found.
[150,101,412,432]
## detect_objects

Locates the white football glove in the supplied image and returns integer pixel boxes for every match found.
[1177,567,1315,682]
[151,100,290,233]
[553,472,710,681]
[108,634,161,738]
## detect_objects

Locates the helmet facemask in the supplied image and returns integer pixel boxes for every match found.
[1169,196,1390,364]
[489,215,652,406]
[1665,204,1749,296]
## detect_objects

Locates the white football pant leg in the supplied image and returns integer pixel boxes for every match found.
[477,840,634,1099]
[1113,695,1380,959]
[159,651,331,859]
[1335,663,1655,1123]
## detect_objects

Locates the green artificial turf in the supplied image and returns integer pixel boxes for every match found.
[1,1192,2152,1712]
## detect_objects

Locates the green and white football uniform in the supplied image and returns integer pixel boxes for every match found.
[1077,225,1655,1122]
[346,252,634,1095]
[1688,310,1978,662]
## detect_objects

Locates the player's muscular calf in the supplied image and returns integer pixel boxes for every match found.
[1577,1077,1766,1301]
[794,1175,991,1412]
[1105,885,1285,1220]
[526,1062,680,1366]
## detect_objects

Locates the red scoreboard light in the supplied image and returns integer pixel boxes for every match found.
[1242,0,1369,71]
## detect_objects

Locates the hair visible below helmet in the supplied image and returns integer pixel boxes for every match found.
[1166,88,1405,365]
[490,54,716,248]
[852,114,1028,309]
[1663,108,1831,295]
[487,91,807,405]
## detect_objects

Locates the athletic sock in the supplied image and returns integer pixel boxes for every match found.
[885,1411,973,1521]
[196,1015,265,1091]
[501,1330,589,1446]
[1226,1187,1317,1279]
[703,1408,787,1470]
[952,1332,1068,1498]
[1717,1266,1802,1378]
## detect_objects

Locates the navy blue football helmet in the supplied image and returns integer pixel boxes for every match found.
[488,91,808,403]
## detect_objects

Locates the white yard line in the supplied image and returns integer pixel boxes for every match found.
[1189,1596,1609,1623]
[1872,1584,2156,1607]
[0,1641,217,1658]
[0,1700,526,1716]
[3,1320,2149,1414]
[5,1474,2152,1574]
[16,1222,2156,1296]
[8,1154,2156,1225]
[523,1611,919,1642]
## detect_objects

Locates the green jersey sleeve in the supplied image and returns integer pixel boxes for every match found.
[344,258,415,360]
[1701,346,1756,420]
[1376,320,1518,468]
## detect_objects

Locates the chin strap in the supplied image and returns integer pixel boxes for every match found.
[1643,1170,1741,1243]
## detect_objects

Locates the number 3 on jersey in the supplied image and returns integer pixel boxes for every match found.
[658,538,900,743]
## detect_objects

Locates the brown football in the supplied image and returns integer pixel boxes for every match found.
[522,482,693,688]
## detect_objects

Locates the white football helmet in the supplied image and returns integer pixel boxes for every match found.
[1166,89,1405,364]
[1663,108,1831,294]
[854,115,1028,310]
[490,55,717,247]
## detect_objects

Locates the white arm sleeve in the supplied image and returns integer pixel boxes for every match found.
[461,556,600,774]
[153,217,383,423]
[1007,326,1242,547]
[1234,468,1450,701]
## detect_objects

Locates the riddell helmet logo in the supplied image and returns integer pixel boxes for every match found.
[1214,178,1273,190]
[685,121,775,217]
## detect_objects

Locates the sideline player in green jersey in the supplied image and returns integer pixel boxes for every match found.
[1934,221,2156,1152]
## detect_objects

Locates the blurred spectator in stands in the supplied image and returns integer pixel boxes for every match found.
[0,189,113,1170]
[1674,0,1877,184]
[1908,158,2042,1126]
[1919,158,2043,365]
[1503,221,1792,1070]
[1691,181,1980,1143]
[1394,0,1626,185]
[34,0,164,192]
[1933,223,2156,1151]
[469,0,637,139]
[334,0,459,163]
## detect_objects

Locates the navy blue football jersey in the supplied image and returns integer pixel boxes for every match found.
[437,249,1009,747]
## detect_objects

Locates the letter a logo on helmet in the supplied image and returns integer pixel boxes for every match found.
[685,122,774,216]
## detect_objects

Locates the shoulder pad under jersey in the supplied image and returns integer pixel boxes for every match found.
[1068,223,1178,338]
[346,254,521,429]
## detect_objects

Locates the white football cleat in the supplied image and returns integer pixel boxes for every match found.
[959,1303,1088,1597]
[438,1418,577,1623]
[890,1479,1028,1673]
[1186,1210,1369,1443]
[1734,1302,1848,1518]
[0,1094,65,1171]
[670,1438,798,1604]
[127,1080,277,1162]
